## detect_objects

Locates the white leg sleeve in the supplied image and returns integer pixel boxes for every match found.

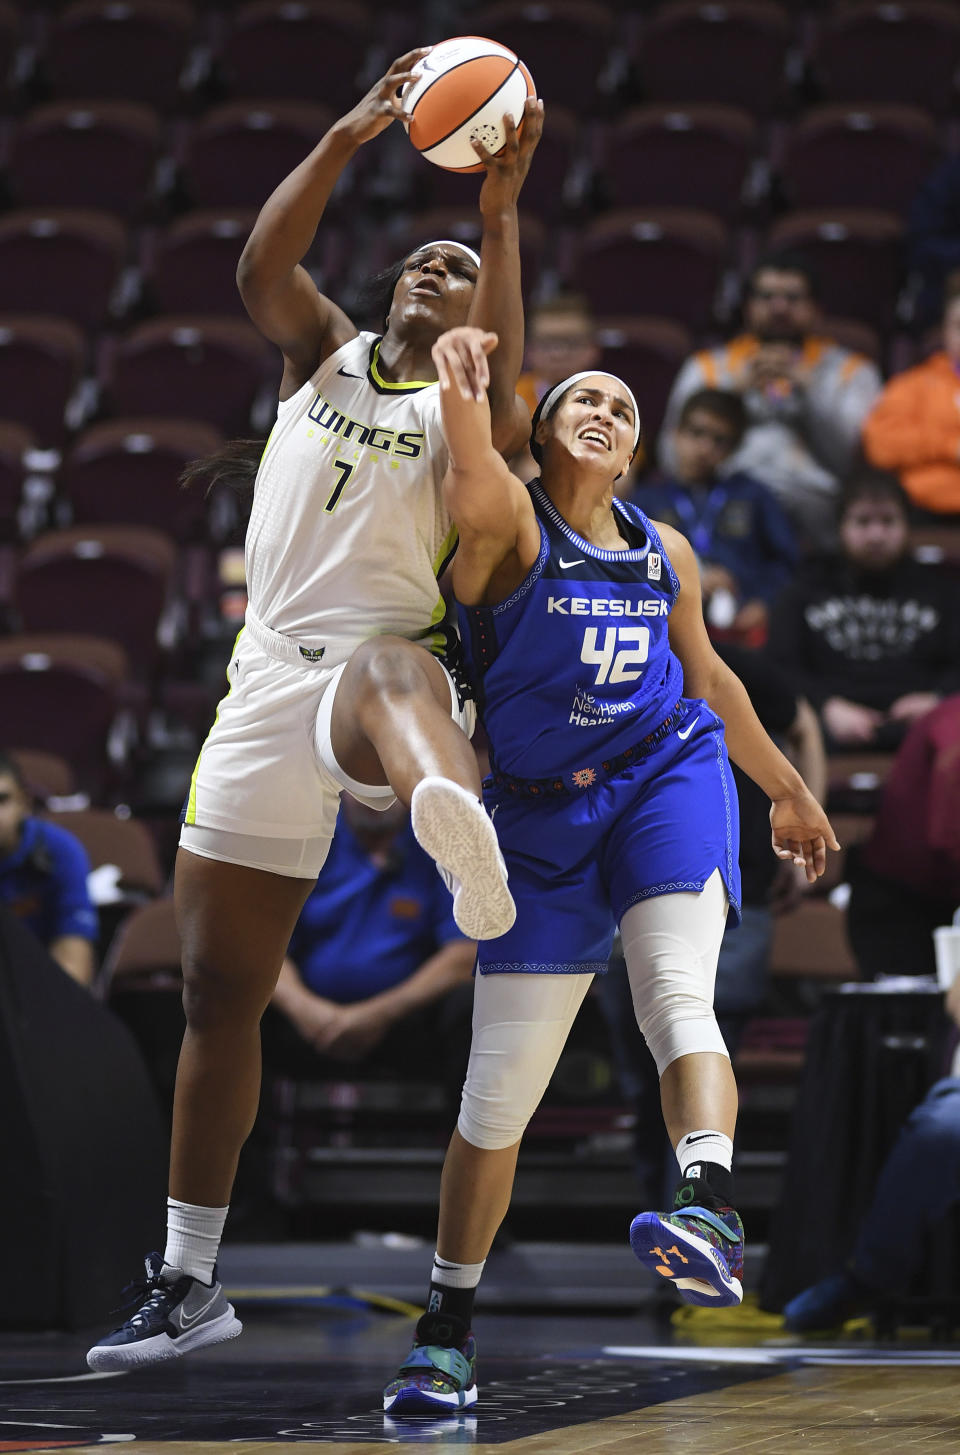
[621,867,730,1077]
[457,972,594,1150]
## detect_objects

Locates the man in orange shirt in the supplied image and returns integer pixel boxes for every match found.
[863,275,960,517]
[660,252,882,551]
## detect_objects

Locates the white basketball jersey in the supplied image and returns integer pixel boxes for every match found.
[245,332,456,666]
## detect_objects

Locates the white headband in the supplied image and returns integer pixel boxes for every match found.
[412,239,482,269]
[538,370,641,451]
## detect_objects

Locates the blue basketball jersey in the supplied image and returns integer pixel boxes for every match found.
[457,481,686,780]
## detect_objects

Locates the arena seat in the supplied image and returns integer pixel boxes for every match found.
[0,421,32,539]
[634,1,794,116]
[61,417,222,540]
[568,208,728,330]
[470,1,616,112]
[146,212,257,317]
[779,104,939,213]
[769,898,859,981]
[765,207,903,329]
[180,102,336,210]
[819,314,882,363]
[593,315,693,443]
[599,105,757,219]
[0,211,127,330]
[216,0,373,112]
[41,0,198,112]
[45,808,165,901]
[7,102,161,218]
[7,749,76,803]
[102,317,275,435]
[0,317,85,446]
[0,634,130,794]
[0,2,20,100]
[15,525,178,670]
[812,0,960,114]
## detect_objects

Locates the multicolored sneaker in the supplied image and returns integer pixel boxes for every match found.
[86,1252,242,1370]
[383,1313,477,1416]
[630,1204,745,1307]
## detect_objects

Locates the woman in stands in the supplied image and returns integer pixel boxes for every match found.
[383,326,838,1416]
[87,51,542,1370]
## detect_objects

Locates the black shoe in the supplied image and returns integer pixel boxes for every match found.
[86,1252,242,1370]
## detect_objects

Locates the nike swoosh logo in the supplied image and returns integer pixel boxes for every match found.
[337,366,360,378]
[177,1288,220,1329]
[677,715,699,741]
[559,558,585,569]
[683,1131,715,1144]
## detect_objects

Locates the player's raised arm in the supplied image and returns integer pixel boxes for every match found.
[468,99,543,456]
[237,48,430,392]
[433,327,539,599]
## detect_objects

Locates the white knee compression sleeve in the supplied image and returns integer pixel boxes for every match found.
[456,973,593,1150]
[621,868,731,1077]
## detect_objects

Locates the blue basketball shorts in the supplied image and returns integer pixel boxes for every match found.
[478,698,741,975]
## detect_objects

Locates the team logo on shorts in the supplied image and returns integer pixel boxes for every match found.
[647,552,662,580]
[298,645,326,662]
[572,767,597,788]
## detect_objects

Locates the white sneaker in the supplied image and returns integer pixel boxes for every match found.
[410,777,516,940]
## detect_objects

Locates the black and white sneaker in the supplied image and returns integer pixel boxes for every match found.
[86,1252,242,1370]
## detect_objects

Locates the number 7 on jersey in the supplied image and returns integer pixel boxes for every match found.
[324,460,355,513]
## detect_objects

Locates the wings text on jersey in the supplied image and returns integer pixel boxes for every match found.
[308,392,425,459]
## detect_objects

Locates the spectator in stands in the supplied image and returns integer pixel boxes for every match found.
[262,793,476,1110]
[767,471,960,751]
[0,751,96,986]
[783,972,960,1332]
[640,388,797,637]
[846,694,960,981]
[516,293,600,417]
[659,251,882,551]
[862,272,960,518]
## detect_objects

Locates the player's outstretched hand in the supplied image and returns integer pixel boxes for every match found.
[474,97,544,212]
[770,789,841,884]
[339,48,432,144]
[433,326,499,403]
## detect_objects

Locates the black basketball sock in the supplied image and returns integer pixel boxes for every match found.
[673,1159,735,1212]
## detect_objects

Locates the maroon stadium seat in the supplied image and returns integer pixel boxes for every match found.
[147,212,257,317]
[61,418,222,540]
[0,421,32,538]
[568,209,728,330]
[635,1,793,115]
[0,211,127,330]
[599,106,757,219]
[7,102,161,218]
[779,104,939,213]
[44,808,165,898]
[42,0,197,112]
[180,102,336,210]
[766,207,903,329]
[216,0,373,111]
[15,525,177,670]
[103,317,275,435]
[470,2,616,111]
[813,1,960,114]
[0,317,85,446]
[0,633,130,794]
[593,316,694,444]
[8,748,77,803]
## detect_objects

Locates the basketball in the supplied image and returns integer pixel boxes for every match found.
[402,35,536,173]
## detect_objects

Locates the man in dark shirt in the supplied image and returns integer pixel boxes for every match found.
[767,471,960,750]
[640,388,797,637]
[0,751,97,985]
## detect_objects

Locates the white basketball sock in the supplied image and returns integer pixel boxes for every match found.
[676,1130,733,1176]
[430,1253,486,1289]
[163,1198,229,1284]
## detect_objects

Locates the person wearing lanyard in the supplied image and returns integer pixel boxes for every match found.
[639,388,797,638]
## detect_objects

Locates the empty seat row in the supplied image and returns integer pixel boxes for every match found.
[5,2,960,116]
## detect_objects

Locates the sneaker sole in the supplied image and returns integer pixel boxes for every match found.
[384,1383,478,1416]
[629,1212,743,1308]
[86,1307,242,1371]
[411,777,516,941]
